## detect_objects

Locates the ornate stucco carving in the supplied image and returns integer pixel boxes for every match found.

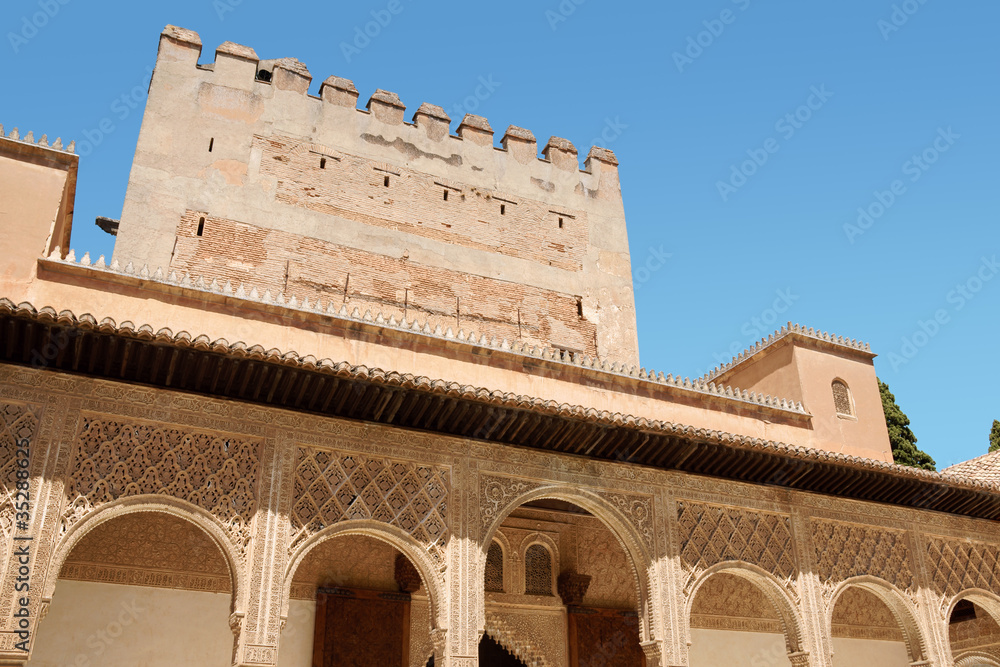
[60,511,232,593]
[926,537,1000,598]
[598,491,654,552]
[479,475,543,542]
[485,607,567,667]
[7,366,1000,667]
[811,519,914,593]
[290,446,449,565]
[63,417,262,559]
[677,501,796,590]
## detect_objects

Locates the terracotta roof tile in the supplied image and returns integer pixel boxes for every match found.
[944,451,1000,485]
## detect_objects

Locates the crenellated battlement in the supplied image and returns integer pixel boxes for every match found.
[0,125,75,154]
[158,25,619,176]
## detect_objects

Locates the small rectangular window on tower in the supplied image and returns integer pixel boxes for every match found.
[443,189,448,201]
[320,158,326,169]
[551,210,574,228]
[196,217,205,237]
[500,204,506,215]
[208,138,214,153]
[384,175,390,187]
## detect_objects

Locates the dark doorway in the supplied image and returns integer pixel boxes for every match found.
[312,587,411,667]
[479,633,528,667]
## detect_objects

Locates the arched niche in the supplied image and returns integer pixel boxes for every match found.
[282,520,443,667]
[686,562,807,667]
[34,499,240,666]
[481,489,651,667]
[947,590,1000,667]
[827,577,929,666]
[479,485,654,644]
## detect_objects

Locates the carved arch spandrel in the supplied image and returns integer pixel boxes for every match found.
[676,500,798,600]
[477,477,655,643]
[282,520,447,633]
[685,562,809,661]
[926,536,1000,601]
[826,576,931,665]
[289,445,450,567]
[810,519,915,593]
[62,416,263,561]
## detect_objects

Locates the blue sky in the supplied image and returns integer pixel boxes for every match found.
[3,0,997,470]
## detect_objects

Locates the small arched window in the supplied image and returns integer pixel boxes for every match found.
[485,541,504,593]
[524,544,553,596]
[832,380,854,417]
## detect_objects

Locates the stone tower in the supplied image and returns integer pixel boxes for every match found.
[114,26,640,364]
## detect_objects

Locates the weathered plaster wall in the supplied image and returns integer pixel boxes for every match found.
[689,629,791,666]
[27,581,232,667]
[714,339,892,462]
[0,141,75,283]
[830,637,909,666]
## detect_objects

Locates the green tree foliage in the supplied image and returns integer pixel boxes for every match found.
[989,420,1000,453]
[879,379,936,471]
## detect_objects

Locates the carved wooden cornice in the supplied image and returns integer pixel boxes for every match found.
[2,298,999,521]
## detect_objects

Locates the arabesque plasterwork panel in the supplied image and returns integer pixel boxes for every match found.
[485,606,567,667]
[676,500,796,591]
[290,445,450,566]
[926,536,1000,599]
[811,519,914,593]
[63,416,262,560]
[0,400,43,638]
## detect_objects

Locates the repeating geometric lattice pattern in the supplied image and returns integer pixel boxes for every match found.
[485,541,504,592]
[0,402,40,540]
[812,521,913,590]
[926,537,1000,597]
[291,447,449,564]
[65,419,261,557]
[677,501,795,580]
[524,544,552,596]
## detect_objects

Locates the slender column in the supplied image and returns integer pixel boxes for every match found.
[906,526,949,667]
[440,454,479,666]
[233,431,294,667]
[655,489,688,667]
[0,397,73,665]
[789,505,831,667]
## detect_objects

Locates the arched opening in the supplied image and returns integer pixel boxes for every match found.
[485,540,505,593]
[832,379,854,417]
[281,532,433,667]
[480,633,529,666]
[32,510,235,666]
[482,496,646,667]
[829,584,912,666]
[688,570,797,666]
[949,593,1000,666]
[524,543,554,596]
